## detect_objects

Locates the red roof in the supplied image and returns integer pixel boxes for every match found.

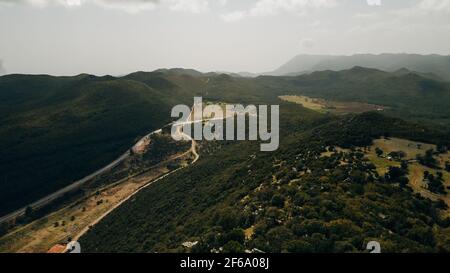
[47,244,66,253]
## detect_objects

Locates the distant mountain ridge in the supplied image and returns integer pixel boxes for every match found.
[283,66,450,127]
[268,54,450,81]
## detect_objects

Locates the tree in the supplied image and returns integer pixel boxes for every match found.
[435,200,448,210]
[423,170,430,180]
[401,161,409,170]
[355,152,365,160]
[406,226,434,245]
[266,226,294,252]
[385,167,407,183]
[286,240,313,253]
[350,170,366,184]
[217,209,240,231]
[417,149,438,168]
[428,174,446,194]
[436,143,448,154]
[398,176,409,188]
[191,240,210,253]
[222,241,244,253]
[220,229,245,245]
[375,148,383,157]
[271,194,285,208]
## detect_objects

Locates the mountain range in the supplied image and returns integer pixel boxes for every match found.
[266,54,450,81]
[1,63,449,253]
[1,66,450,216]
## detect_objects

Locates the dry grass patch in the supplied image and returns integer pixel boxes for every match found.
[280,95,385,114]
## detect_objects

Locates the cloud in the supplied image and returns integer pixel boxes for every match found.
[354,12,379,19]
[220,10,246,22]
[0,0,160,10]
[92,0,159,13]
[249,0,338,17]
[169,0,209,13]
[1,0,341,15]
[94,0,159,13]
[0,0,213,13]
[416,0,450,12]
[394,0,450,17]
[309,20,321,27]
[299,37,314,49]
[220,0,339,22]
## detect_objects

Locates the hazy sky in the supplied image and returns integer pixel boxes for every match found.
[1,0,450,75]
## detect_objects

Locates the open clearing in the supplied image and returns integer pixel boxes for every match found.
[280,95,385,114]
[323,138,449,218]
[367,137,450,217]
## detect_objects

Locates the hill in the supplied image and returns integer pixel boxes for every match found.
[1,66,449,253]
[279,66,450,128]
[79,105,450,253]
[0,71,206,216]
[269,54,450,81]
[1,66,449,217]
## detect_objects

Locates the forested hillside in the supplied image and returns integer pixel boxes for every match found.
[2,66,449,217]
[80,103,450,253]
[0,70,206,216]
[280,67,450,127]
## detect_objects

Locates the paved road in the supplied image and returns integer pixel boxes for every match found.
[72,116,199,242]
[0,102,220,225]
[0,129,162,225]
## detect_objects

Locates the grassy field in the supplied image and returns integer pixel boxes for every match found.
[279,95,385,114]
[371,138,436,160]
[280,95,327,113]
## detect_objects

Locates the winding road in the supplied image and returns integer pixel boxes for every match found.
[1,101,243,227]
[72,115,199,242]
[1,101,220,241]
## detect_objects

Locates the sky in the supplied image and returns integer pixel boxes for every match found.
[0,0,450,76]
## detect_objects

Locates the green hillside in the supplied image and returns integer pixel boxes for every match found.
[199,67,450,127]
[281,67,450,127]
[0,72,200,216]
[1,66,449,227]
[79,104,450,253]
[1,65,450,252]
